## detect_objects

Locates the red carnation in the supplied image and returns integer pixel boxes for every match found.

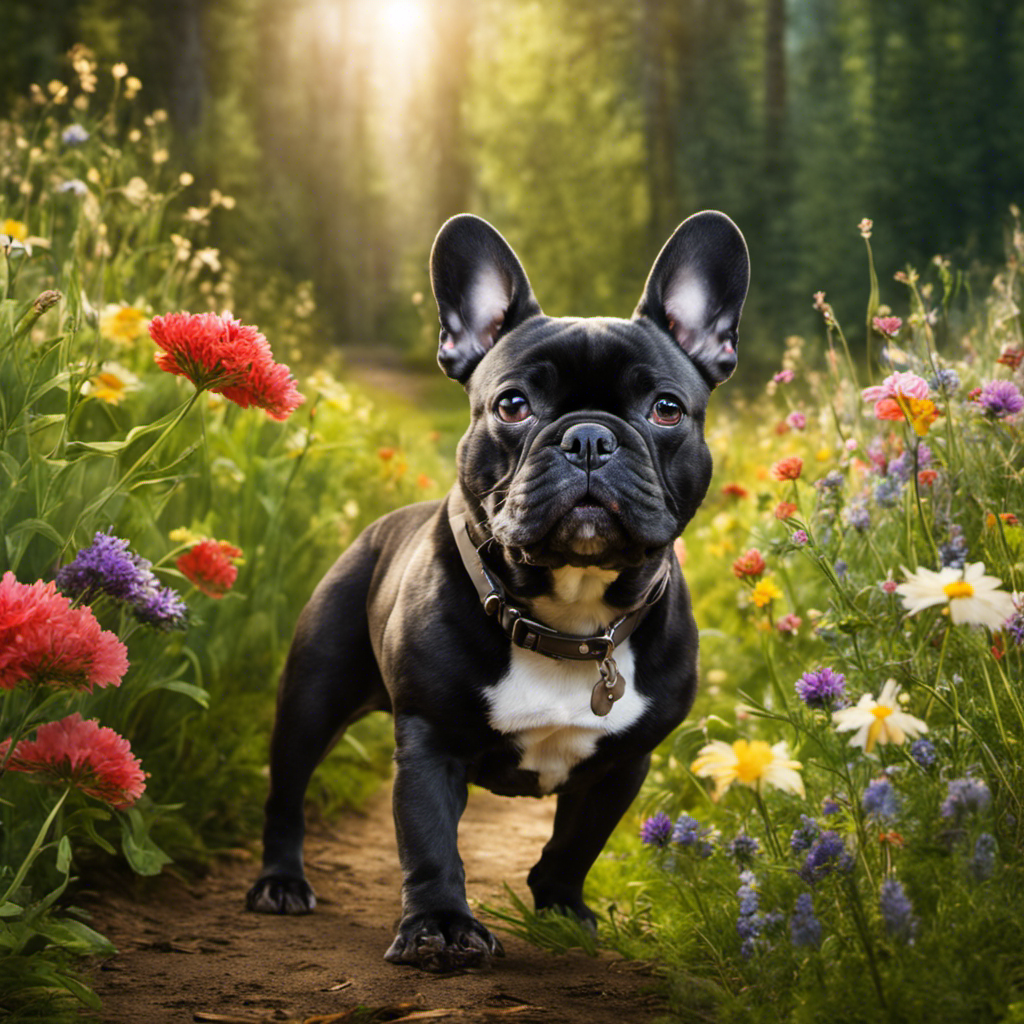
[149,312,304,421]
[732,548,766,580]
[770,456,804,482]
[0,572,128,692]
[176,538,242,599]
[0,713,146,808]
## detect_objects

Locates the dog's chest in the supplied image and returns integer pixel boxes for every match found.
[483,568,649,794]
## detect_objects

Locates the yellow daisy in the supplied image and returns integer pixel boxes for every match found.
[691,739,805,800]
[81,362,141,405]
[751,578,783,608]
[100,304,149,345]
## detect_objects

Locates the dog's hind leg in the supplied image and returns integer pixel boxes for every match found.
[246,541,389,914]
[526,752,650,927]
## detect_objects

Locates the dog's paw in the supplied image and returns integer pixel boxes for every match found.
[245,874,317,915]
[383,911,505,972]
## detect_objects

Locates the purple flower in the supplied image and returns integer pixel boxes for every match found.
[862,779,900,821]
[1007,609,1024,648]
[799,831,853,884]
[61,124,90,146]
[979,380,1024,418]
[792,530,808,546]
[970,833,998,881]
[816,470,844,491]
[910,738,937,768]
[846,504,871,532]
[795,666,846,710]
[879,878,916,942]
[939,524,968,570]
[790,893,822,948]
[727,833,761,865]
[929,368,961,395]
[822,797,842,816]
[673,814,716,858]
[640,811,673,848]
[134,582,189,631]
[941,777,991,821]
[789,815,820,854]
[736,871,780,957]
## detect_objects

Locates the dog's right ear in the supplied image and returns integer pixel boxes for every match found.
[430,215,542,384]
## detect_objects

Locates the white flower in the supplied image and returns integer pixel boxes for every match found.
[691,739,805,800]
[833,679,927,754]
[896,561,1015,629]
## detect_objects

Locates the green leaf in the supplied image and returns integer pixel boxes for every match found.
[120,811,173,876]
[149,680,210,708]
[56,836,71,873]
[5,517,66,548]
[0,902,23,917]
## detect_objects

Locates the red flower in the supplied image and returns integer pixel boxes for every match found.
[149,312,304,421]
[0,572,128,692]
[774,501,798,520]
[732,549,766,579]
[770,456,804,482]
[721,483,749,499]
[0,713,146,808]
[918,469,938,487]
[176,539,242,599]
[997,347,1024,370]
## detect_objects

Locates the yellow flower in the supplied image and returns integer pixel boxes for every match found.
[691,739,805,800]
[2,219,27,241]
[81,362,141,405]
[100,304,149,345]
[751,578,783,608]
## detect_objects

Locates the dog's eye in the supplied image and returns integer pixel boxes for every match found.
[495,390,533,424]
[650,396,683,426]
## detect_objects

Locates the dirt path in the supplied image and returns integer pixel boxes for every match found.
[84,784,665,1024]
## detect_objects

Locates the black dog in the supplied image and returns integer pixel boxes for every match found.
[247,211,749,972]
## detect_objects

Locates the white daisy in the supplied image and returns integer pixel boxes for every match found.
[832,679,927,754]
[896,561,1016,629]
[691,739,805,800]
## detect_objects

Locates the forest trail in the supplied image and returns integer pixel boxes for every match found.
[85,782,665,1024]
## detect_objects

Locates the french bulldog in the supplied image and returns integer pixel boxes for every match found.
[246,211,749,972]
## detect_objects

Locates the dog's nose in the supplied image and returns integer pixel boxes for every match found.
[559,422,618,470]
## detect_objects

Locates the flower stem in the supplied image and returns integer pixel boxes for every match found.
[753,790,783,859]
[0,788,70,904]
[845,879,887,1010]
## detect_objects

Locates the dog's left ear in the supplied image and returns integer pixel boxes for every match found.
[430,214,542,384]
[634,211,750,387]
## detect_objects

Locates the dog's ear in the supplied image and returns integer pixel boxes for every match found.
[634,211,750,387]
[430,214,542,384]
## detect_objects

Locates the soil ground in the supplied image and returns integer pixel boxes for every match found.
[84,783,666,1024]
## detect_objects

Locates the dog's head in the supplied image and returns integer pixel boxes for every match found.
[431,212,749,572]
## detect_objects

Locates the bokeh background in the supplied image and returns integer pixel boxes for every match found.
[5,0,1024,378]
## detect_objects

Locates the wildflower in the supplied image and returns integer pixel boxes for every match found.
[816,470,844,492]
[776,613,802,634]
[61,124,90,146]
[795,667,846,710]
[750,579,783,609]
[176,538,242,599]
[940,777,991,822]
[997,347,1024,370]
[639,811,673,848]
[800,831,854,884]
[3,218,27,240]
[722,483,749,498]
[774,501,798,520]
[111,62,129,79]
[879,878,916,942]
[834,559,848,579]
[101,304,149,344]
[691,739,804,800]
[732,549,766,579]
[862,371,930,406]
[727,834,760,865]
[790,815,821,854]
[58,179,90,197]
[858,218,873,238]
[862,779,901,821]
[872,316,902,337]
[790,893,822,948]
[877,395,940,436]
[978,380,1024,418]
[822,797,842,816]
[0,572,128,692]
[735,872,781,958]
[938,524,969,571]
[773,369,794,384]
[786,411,806,431]
[378,447,396,461]
[896,562,1015,629]
[770,457,803,482]
[918,469,938,487]
[874,477,903,507]
[833,679,927,754]
[791,530,808,546]
[929,367,961,394]
[970,833,998,881]
[149,313,304,420]
[0,713,145,808]
[673,814,716,858]
[81,362,142,405]
[910,738,937,768]
[846,505,871,532]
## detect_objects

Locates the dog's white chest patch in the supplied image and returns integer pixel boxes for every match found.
[485,641,647,794]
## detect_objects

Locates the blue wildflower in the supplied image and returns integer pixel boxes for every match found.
[929,368,961,395]
[1007,609,1024,648]
[910,738,937,768]
[970,833,998,881]
[815,470,844,492]
[58,179,89,197]
[846,504,871,532]
[795,667,846,710]
[862,779,901,822]
[790,893,822,948]
[62,124,90,146]
[939,524,968,570]
[800,831,853,884]
[789,815,820,854]
[673,814,715,858]
[879,878,916,942]
[727,833,760,865]
[640,811,673,848]
[941,777,992,822]
[874,477,903,508]
[822,797,842,816]
[834,559,848,580]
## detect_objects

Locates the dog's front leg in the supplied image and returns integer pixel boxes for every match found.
[384,715,504,972]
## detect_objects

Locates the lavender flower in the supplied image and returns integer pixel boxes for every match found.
[846,504,871,532]
[673,814,716,858]
[62,124,90,146]
[979,380,1024,418]
[879,878,916,942]
[939,524,969,570]
[816,470,844,492]
[727,833,761,865]
[970,833,997,881]
[910,738,937,768]
[941,777,992,822]
[862,779,901,821]
[795,667,846,710]
[834,559,848,580]
[822,797,842,816]
[736,871,763,957]
[789,893,822,948]
[874,477,902,508]
[929,368,961,395]
[789,815,820,854]
[134,582,189,631]
[1007,609,1024,648]
[640,811,673,848]
[799,831,853,884]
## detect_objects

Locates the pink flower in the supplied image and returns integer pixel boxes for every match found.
[773,369,795,384]
[872,316,903,337]
[0,713,146,808]
[786,411,807,431]
[0,572,128,692]
[880,579,899,595]
[776,613,802,634]
[861,371,930,406]
[149,312,304,421]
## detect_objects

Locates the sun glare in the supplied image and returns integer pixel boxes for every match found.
[374,0,430,48]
